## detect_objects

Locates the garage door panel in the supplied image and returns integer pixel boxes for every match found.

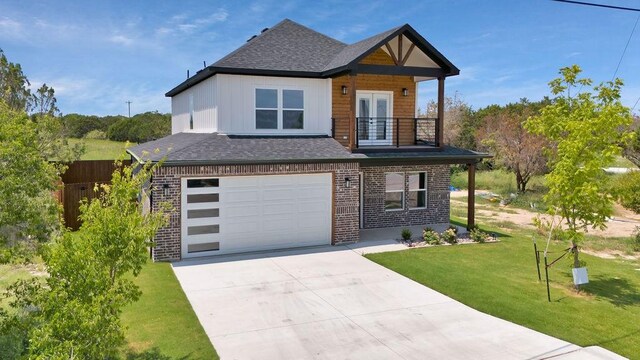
[225,205,259,217]
[262,189,297,201]
[182,173,332,258]
[221,176,259,188]
[185,217,220,227]
[224,190,259,202]
[261,175,297,187]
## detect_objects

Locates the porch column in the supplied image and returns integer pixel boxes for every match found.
[437,76,445,148]
[348,74,357,150]
[467,162,476,230]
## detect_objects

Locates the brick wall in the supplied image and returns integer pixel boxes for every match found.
[332,48,417,148]
[151,162,360,261]
[361,164,450,229]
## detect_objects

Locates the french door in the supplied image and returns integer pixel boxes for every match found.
[356,91,392,146]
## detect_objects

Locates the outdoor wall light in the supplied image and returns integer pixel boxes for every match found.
[162,184,170,197]
[344,177,351,188]
[341,85,348,95]
[402,88,408,97]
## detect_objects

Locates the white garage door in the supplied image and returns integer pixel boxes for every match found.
[181,173,332,258]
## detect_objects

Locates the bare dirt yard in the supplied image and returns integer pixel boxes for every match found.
[451,190,640,239]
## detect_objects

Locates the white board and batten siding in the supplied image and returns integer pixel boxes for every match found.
[171,74,332,135]
[171,76,218,134]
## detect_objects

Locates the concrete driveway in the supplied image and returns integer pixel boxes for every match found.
[172,245,624,360]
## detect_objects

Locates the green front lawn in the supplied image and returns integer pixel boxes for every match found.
[68,138,132,160]
[365,220,640,359]
[122,261,218,359]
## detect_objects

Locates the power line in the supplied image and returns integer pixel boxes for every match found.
[552,0,640,12]
[612,14,640,80]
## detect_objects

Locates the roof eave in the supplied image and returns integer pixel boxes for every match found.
[165,67,325,97]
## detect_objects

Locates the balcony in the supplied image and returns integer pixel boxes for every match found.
[331,117,440,152]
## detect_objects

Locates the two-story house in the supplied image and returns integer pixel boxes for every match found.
[129,19,488,261]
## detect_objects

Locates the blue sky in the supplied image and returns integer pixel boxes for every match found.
[1,0,639,116]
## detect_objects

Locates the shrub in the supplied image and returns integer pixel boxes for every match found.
[614,171,640,214]
[401,228,412,241]
[423,227,440,245]
[441,228,458,244]
[84,129,106,139]
[469,227,490,243]
[631,226,640,252]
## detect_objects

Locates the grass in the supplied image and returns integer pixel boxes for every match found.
[612,155,638,168]
[451,169,548,213]
[68,138,133,160]
[0,258,217,359]
[0,262,43,311]
[121,261,218,359]
[366,218,640,359]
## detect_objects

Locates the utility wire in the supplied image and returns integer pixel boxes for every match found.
[612,14,640,81]
[552,0,640,12]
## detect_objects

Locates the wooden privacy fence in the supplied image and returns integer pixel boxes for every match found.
[56,160,131,230]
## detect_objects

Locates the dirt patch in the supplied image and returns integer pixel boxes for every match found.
[451,197,640,238]
[581,249,640,261]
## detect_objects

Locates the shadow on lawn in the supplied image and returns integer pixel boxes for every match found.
[449,219,513,239]
[583,275,640,307]
[126,348,191,360]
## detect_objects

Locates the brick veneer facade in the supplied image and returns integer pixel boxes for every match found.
[150,162,360,261]
[360,164,450,229]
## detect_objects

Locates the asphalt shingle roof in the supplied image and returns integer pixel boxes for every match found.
[127,133,489,166]
[322,26,401,71]
[213,19,347,73]
[127,133,357,165]
[165,19,459,97]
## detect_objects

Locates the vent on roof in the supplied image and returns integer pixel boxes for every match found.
[247,34,257,42]
[261,27,269,33]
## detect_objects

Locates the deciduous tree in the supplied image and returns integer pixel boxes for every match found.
[477,99,548,193]
[525,65,635,269]
[0,49,30,112]
[0,102,60,262]
[1,160,168,357]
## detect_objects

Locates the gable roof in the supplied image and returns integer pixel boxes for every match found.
[214,19,346,73]
[166,19,459,97]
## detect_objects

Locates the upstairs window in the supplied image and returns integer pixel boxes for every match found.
[283,90,304,129]
[255,89,278,129]
[255,88,304,130]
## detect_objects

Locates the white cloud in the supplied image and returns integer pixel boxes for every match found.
[332,23,368,41]
[0,16,23,37]
[109,34,134,46]
[165,8,229,35]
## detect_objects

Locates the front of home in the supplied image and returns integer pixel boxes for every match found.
[129,19,487,261]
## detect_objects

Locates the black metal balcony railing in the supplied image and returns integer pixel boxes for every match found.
[331,117,439,149]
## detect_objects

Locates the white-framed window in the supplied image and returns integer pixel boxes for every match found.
[385,172,404,211]
[408,172,427,209]
[255,88,278,129]
[255,88,304,130]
